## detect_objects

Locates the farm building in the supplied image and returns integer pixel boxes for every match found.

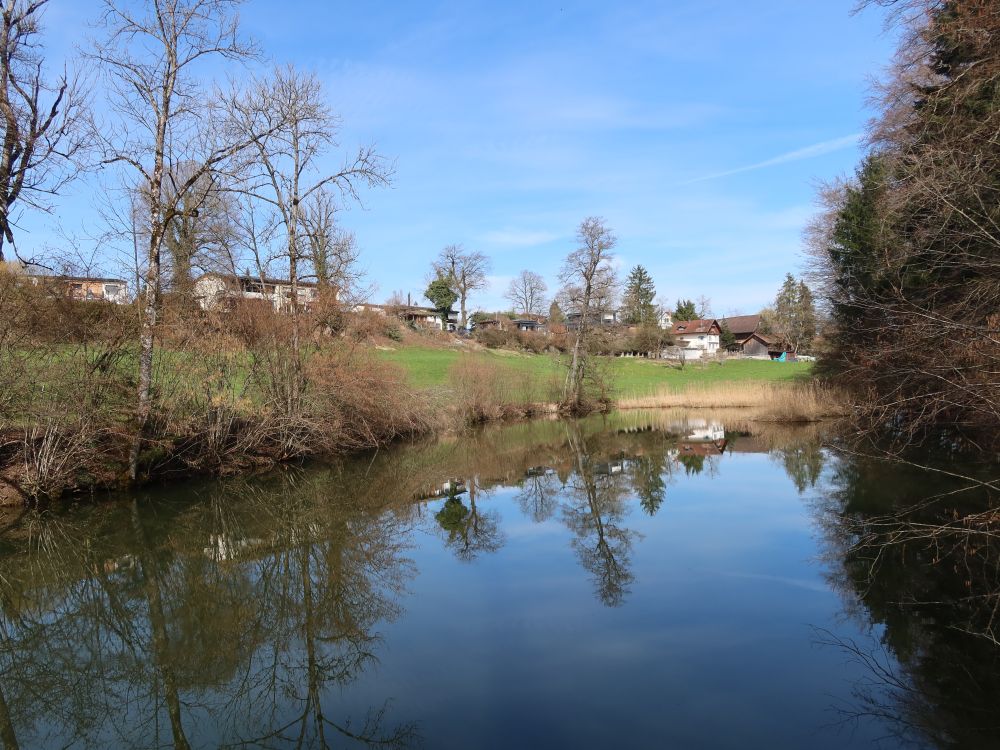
[720,314,795,358]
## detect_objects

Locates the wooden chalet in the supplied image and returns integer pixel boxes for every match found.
[720,314,794,358]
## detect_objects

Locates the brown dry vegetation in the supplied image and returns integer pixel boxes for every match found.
[1,266,839,505]
[0,268,439,504]
[447,355,560,424]
[617,381,849,422]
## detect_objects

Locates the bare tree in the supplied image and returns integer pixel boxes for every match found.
[0,0,89,263]
[559,217,617,412]
[133,161,236,296]
[227,190,279,279]
[302,186,367,304]
[696,294,713,319]
[432,244,489,328]
[90,0,264,481]
[228,65,392,408]
[505,269,547,317]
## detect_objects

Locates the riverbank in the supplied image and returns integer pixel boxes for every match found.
[378,344,814,397]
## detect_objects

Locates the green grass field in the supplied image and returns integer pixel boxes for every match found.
[376,345,813,399]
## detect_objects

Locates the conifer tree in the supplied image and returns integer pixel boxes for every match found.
[673,299,697,321]
[621,265,657,325]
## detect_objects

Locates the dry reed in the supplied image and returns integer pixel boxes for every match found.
[616,380,849,421]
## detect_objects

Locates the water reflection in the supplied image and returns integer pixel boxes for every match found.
[434,479,504,561]
[0,476,420,748]
[5,409,991,748]
[513,468,561,523]
[561,421,637,607]
[813,452,1000,747]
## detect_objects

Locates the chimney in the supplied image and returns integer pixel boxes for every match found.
[407,292,411,306]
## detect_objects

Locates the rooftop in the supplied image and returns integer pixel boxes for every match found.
[720,314,762,336]
[671,319,719,335]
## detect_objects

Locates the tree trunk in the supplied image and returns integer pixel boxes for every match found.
[563,284,592,411]
[289,224,302,414]
[287,125,304,415]
[565,328,584,408]
[132,500,191,750]
[128,223,162,482]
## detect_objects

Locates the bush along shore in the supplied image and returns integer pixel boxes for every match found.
[0,282,842,506]
[0,280,436,505]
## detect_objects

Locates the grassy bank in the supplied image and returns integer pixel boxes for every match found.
[2,307,828,505]
[378,345,813,399]
[379,344,838,426]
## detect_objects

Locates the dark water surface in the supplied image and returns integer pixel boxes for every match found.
[0,410,997,749]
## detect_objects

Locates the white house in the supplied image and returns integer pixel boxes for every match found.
[194,273,320,312]
[670,319,721,359]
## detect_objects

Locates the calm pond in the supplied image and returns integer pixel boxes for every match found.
[0,410,996,749]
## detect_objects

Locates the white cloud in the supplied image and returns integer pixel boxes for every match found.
[680,133,861,184]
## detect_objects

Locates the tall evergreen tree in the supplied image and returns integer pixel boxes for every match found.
[768,273,817,354]
[810,2,1000,447]
[673,299,697,321]
[621,265,657,325]
[548,300,564,324]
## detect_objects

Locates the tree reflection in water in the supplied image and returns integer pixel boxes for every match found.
[560,422,637,608]
[813,453,1000,748]
[514,469,561,523]
[0,471,421,749]
[0,410,858,747]
[434,479,504,562]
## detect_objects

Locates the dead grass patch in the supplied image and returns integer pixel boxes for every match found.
[617,380,848,421]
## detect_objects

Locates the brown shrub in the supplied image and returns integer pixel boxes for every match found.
[19,421,106,500]
[223,298,294,348]
[306,348,436,451]
[447,355,557,424]
[474,327,549,353]
[345,309,403,342]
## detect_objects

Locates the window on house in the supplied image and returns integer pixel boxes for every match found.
[104,284,120,296]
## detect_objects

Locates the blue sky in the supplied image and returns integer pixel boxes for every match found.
[31,0,896,315]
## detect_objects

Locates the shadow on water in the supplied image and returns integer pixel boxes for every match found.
[0,409,994,747]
